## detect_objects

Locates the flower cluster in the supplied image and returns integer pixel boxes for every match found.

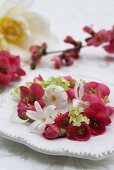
[52,36,82,69]
[44,80,113,140]
[12,75,76,120]
[29,26,114,69]
[11,75,114,141]
[0,50,25,86]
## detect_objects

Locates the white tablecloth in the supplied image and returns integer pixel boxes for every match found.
[0,0,114,169]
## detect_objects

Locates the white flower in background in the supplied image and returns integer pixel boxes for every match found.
[26,101,56,132]
[0,0,57,62]
[43,85,68,109]
[73,81,89,108]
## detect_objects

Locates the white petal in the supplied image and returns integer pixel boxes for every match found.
[43,94,52,105]
[22,12,58,45]
[1,0,15,9]
[34,101,44,116]
[10,113,29,124]
[44,85,68,108]
[31,32,58,47]
[53,86,68,100]
[45,117,54,124]
[74,82,79,99]
[22,12,49,35]
[73,99,80,108]
[79,82,84,100]
[44,105,56,117]
[55,91,68,101]
[55,100,68,109]
[37,123,45,134]
[54,86,65,94]
[29,120,41,131]
[45,85,55,96]
[5,0,33,17]
[26,110,39,120]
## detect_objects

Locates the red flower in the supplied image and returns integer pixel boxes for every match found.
[104,40,114,53]
[64,76,76,88]
[66,88,75,100]
[33,74,43,83]
[29,43,47,69]
[52,52,75,69]
[83,26,95,35]
[20,83,45,107]
[0,51,25,85]
[89,118,106,135]
[54,112,69,129]
[64,36,79,46]
[52,56,63,69]
[82,81,110,103]
[43,123,67,139]
[52,36,82,69]
[67,123,91,141]
[64,36,82,58]
[107,106,114,116]
[89,102,113,118]
[85,30,111,47]
[64,53,74,66]
[103,29,114,54]
[83,102,111,135]
[67,50,80,59]
[29,43,47,63]
[17,100,35,120]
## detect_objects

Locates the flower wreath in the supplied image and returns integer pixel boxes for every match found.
[11,75,114,141]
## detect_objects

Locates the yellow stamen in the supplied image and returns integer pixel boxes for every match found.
[41,118,46,122]
[88,88,97,94]
[51,95,56,102]
[0,16,25,45]
[103,96,109,103]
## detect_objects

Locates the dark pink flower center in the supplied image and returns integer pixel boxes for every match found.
[61,118,69,127]
[76,126,86,136]
[96,35,104,42]
[0,66,8,74]
[91,119,99,128]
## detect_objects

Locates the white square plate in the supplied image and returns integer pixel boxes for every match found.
[0,68,114,160]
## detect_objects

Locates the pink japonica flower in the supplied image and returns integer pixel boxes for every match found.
[20,83,45,107]
[67,123,91,141]
[0,51,25,85]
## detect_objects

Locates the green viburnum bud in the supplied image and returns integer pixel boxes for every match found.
[26,82,32,87]
[83,116,90,125]
[40,76,70,90]
[69,106,90,127]
[11,86,20,101]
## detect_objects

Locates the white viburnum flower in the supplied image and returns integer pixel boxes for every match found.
[0,0,57,62]
[43,85,68,109]
[73,81,89,108]
[26,101,56,132]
